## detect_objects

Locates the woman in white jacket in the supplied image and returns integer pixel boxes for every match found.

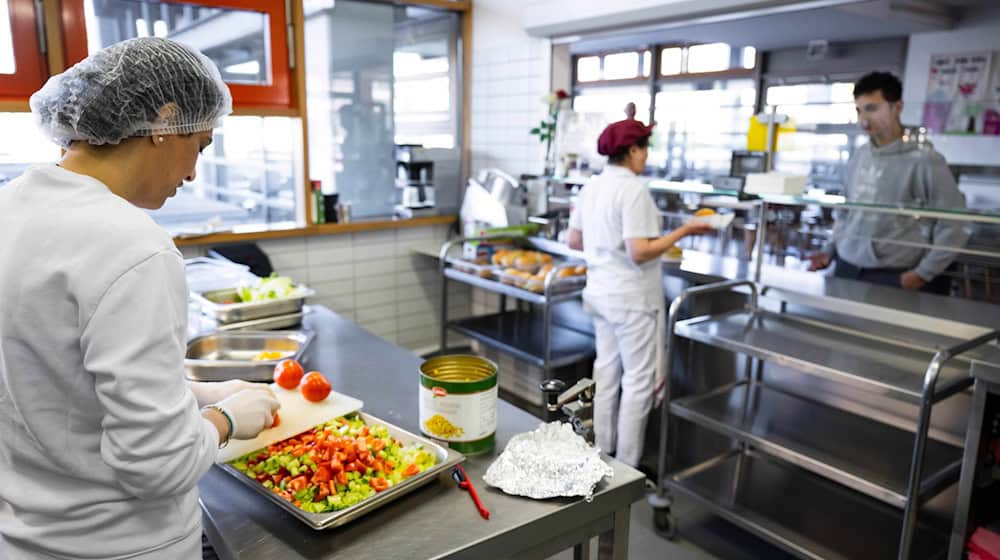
[567,118,710,468]
[0,38,279,559]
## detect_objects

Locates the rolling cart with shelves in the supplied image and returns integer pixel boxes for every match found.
[437,237,595,384]
[649,279,1000,559]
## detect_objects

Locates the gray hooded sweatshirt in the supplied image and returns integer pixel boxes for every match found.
[826,138,971,281]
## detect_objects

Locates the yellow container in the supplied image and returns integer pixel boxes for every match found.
[419,355,497,454]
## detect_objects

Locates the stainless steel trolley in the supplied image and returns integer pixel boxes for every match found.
[648,278,1000,559]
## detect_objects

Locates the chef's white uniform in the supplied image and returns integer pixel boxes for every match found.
[0,165,219,559]
[569,165,665,467]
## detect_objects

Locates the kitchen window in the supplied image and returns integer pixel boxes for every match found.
[0,0,47,102]
[650,79,757,179]
[304,0,461,219]
[566,85,651,167]
[56,0,304,233]
[574,49,651,83]
[765,81,865,192]
[148,116,305,236]
[60,0,294,109]
[656,44,756,77]
[0,113,61,186]
[568,42,757,175]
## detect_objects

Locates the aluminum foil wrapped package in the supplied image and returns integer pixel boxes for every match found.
[484,422,613,500]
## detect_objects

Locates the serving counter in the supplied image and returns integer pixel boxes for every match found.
[198,306,646,560]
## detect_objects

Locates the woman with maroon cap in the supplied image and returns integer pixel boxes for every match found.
[566,118,710,468]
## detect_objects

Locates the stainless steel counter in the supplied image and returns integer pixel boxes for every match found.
[660,248,1000,338]
[198,306,646,560]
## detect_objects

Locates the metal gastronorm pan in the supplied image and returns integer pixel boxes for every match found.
[193,286,315,324]
[184,330,314,382]
[217,411,465,530]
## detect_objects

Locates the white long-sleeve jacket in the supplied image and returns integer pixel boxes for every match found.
[0,165,218,559]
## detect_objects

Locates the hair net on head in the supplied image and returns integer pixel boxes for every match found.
[30,37,232,147]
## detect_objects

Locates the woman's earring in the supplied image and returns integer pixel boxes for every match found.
[157,136,165,143]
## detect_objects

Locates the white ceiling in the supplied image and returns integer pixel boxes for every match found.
[565,0,997,53]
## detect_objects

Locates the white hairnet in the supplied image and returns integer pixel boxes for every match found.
[30,37,232,147]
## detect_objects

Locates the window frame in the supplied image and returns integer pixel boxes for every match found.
[60,0,294,110]
[0,0,47,103]
[572,48,651,85]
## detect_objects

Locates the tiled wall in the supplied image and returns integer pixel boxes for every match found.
[179,224,471,354]
[469,34,551,177]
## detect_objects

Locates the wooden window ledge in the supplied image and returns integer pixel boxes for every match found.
[173,215,456,247]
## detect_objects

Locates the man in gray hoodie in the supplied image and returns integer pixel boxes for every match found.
[808,72,970,295]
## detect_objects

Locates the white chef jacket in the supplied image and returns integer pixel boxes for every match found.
[568,164,667,466]
[0,165,219,559]
[568,164,663,309]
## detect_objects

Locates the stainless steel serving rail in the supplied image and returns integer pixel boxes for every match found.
[438,237,593,376]
[648,278,1000,560]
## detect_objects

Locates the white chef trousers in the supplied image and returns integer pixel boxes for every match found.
[584,296,665,468]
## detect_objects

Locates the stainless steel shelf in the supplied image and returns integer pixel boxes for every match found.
[674,310,972,403]
[443,268,582,305]
[671,382,963,508]
[666,450,949,560]
[447,312,594,369]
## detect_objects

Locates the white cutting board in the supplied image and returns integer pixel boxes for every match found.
[218,385,363,463]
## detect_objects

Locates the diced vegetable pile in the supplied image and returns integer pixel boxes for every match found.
[229,414,437,513]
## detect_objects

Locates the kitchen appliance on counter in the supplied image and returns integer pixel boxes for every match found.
[394,145,435,217]
[459,168,528,234]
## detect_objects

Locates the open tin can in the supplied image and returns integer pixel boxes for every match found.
[419,355,498,455]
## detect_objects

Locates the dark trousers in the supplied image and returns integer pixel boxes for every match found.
[834,256,951,296]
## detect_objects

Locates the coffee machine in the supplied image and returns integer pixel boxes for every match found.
[394,145,435,217]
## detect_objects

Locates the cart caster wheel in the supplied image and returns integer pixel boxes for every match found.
[652,508,678,540]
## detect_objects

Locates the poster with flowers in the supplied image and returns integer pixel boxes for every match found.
[922,51,994,134]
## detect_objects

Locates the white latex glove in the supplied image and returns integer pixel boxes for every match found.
[189,379,269,408]
[217,388,280,440]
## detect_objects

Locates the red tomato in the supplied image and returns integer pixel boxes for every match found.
[271,413,281,428]
[371,439,386,452]
[287,476,308,493]
[402,463,420,477]
[313,466,332,483]
[336,471,348,486]
[300,372,331,402]
[369,477,390,492]
[273,360,305,389]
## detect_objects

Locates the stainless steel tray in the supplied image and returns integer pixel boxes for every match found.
[185,330,314,382]
[215,311,305,332]
[217,411,465,530]
[193,286,315,324]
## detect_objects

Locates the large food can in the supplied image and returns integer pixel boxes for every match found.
[419,355,497,454]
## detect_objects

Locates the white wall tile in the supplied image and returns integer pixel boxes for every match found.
[311,279,355,297]
[355,288,397,309]
[258,237,307,254]
[351,273,395,292]
[356,302,397,323]
[400,226,436,240]
[266,250,308,271]
[306,246,354,267]
[352,242,396,262]
[398,312,438,331]
[309,263,355,283]
[313,294,355,313]
[352,230,397,246]
[354,259,396,277]
[306,235,353,251]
